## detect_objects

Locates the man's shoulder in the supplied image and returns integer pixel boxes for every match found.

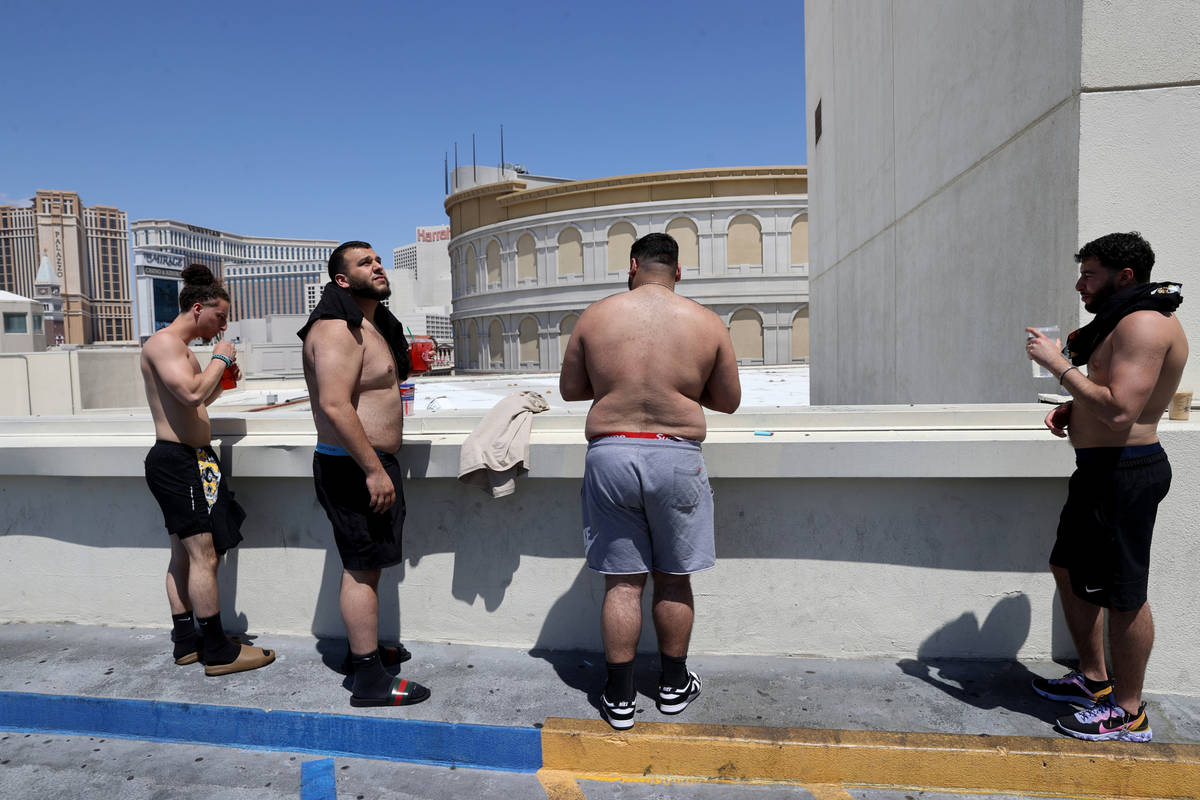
[143,330,185,357]
[306,317,357,341]
[1114,308,1180,343]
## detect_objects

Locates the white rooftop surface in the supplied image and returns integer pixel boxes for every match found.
[209,364,810,415]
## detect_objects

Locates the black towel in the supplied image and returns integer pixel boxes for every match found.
[297,282,411,380]
[1064,281,1182,366]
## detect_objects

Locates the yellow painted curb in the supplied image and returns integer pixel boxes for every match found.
[541,718,1200,799]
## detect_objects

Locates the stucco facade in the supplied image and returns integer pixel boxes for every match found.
[805,0,1200,404]
[444,167,810,371]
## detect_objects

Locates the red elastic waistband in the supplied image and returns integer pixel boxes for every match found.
[588,432,687,442]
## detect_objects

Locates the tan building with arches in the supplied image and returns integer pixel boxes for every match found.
[444,165,808,372]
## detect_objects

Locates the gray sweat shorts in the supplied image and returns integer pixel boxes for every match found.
[581,435,715,575]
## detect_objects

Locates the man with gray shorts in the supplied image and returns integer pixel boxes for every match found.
[560,233,741,730]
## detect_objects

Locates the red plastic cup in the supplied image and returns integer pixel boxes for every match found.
[220,364,237,390]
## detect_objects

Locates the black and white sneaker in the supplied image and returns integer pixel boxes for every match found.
[601,694,636,730]
[657,671,702,715]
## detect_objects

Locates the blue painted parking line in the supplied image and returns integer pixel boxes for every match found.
[0,691,541,773]
[300,757,337,800]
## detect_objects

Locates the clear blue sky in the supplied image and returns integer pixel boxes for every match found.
[1,0,805,256]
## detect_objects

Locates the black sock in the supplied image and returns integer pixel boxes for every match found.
[660,654,688,689]
[196,613,239,665]
[350,651,396,699]
[605,660,635,703]
[170,611,197,659]
[1083,674,1112,690]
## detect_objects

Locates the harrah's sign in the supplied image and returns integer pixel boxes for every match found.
[417,226,451,243]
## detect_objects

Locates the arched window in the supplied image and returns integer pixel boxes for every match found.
[727,215,762,266]
[488,320,504,368]
[465,246,477,292]
[486,240,501,286]
[606,221,637,274]
[519,317,540,367]
[466,320,478,369]
[790,215,808,266]
[729,308,764,362]
[666,217,699,269]
[557,227,583,276]
[517,233,537,281]
[558,313,579,360]
[792,307,810,361]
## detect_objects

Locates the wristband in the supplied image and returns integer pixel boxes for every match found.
[212,353,233,368]
[1058,365,1079,384]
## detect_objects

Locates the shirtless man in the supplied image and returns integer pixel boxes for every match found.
[299,241,430,707]
[1026,231,1187,742]
[140,264,275,676]
[559,232,741,729]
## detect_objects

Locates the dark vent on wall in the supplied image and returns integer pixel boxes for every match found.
[814,100,822,145]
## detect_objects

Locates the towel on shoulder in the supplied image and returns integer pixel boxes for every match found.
[458,390,550,497]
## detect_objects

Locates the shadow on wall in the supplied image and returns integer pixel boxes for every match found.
[7,470,1068,641]
[896,593,1061,724]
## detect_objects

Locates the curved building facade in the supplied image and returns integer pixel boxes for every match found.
[444,166,808,372]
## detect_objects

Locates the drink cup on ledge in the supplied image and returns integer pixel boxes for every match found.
[1028,325,1059,379]
[1169,390,1192,421]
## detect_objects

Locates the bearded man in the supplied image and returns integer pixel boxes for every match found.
[298,241,430,707]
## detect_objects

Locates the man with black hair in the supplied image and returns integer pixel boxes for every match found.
[140,264,275,676]
[299,241,430,707]
[560,232,741,729]
[1026,231,1188,742]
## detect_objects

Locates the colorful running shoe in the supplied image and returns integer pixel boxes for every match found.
[601,694,636,730]
[657,671,702,715]
[1055,697,1152,742]
[1031,670,1113,707]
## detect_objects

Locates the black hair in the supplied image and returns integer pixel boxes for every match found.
[178,264,229,312]
[1075,232,1155,284]
[328,240,373,279]
[630,232,678,270]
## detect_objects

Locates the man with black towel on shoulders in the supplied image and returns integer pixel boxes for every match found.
[299,241,430,707]
[1026,231,1187,742]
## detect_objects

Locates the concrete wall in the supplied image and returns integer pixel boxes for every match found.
[1077,0,1200,398]
[2,408,1198,695]
[806,1,1086,403]
[0,349,146,415]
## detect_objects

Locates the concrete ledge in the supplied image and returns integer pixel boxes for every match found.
[540,717,1200,798]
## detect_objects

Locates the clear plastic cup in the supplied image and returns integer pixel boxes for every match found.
[1029,326,1059,379]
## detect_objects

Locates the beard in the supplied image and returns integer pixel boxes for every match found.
[627,272,634,291]
[1083,274,1120,313]
[347,273,391,301]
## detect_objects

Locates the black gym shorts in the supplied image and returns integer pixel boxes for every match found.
[313,450,406,571]
[1050,443,1171,612]
[144,440,246,554]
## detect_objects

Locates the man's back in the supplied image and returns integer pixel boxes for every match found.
[565,285,740,441]
[141,328,211,448]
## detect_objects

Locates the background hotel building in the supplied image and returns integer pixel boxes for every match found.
[130,219,336,335]
[0,191,131,344]
[444,165,809,372]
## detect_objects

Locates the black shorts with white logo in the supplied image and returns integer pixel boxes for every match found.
[1050,444,1170,611]
[144,440,246,554]
[313,450,406,571]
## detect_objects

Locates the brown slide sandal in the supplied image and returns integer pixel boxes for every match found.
[174,652,201,666]
[204,644,276,676]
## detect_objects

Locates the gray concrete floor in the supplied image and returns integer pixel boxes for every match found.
[0,732,1081,800]
[2,622,1198,799]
